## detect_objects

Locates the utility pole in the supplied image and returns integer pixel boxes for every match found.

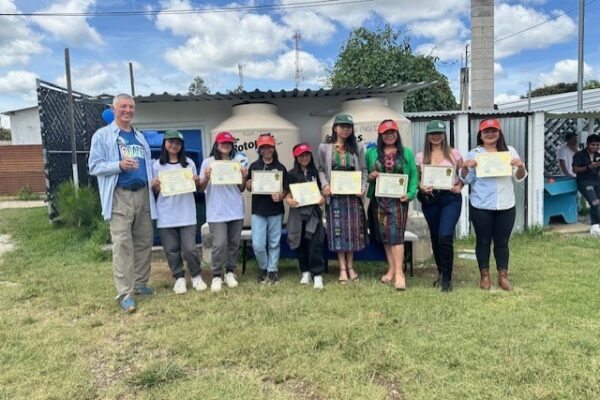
[64,48,79,187]
[129,62,136,97]
[238,63,244,91]
[460,44,470,110]
[577,0,585,137]
[293,31,303,89]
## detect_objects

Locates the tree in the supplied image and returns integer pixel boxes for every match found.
[526,80,600,98]
[329,25,457,112]
[188,76,210,95]
[0,127,10,141]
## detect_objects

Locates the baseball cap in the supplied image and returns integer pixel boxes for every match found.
[163,130,184,141]
[378,120,399,134]
[293,143,312,158]
[215,131,235,143]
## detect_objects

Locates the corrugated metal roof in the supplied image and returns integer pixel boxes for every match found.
[2,105,37,115]
[497,88,600,113]
[404,110,535,119]
[134,82,433,103]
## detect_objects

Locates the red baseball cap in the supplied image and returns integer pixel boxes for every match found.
[293,143,312,158]
[377,120,399,134]
[478,119,501,133]
[215,131,235,143]
[257,134,276,148]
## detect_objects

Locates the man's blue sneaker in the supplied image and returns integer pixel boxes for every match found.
[120,296,136,313]
[134,286,155,296]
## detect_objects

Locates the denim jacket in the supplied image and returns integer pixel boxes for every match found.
[88,121,157,220]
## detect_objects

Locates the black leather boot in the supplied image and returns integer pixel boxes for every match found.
[439,235,454,292]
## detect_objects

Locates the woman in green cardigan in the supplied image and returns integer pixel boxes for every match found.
[366,119,418,290]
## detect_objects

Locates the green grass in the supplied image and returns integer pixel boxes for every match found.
[1,208,600,399]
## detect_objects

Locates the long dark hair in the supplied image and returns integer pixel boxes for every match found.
[159,139,188,167]
[477,129,509,152]
[376,120,404,167]
[209,141,236,160]
[328,124,358,154]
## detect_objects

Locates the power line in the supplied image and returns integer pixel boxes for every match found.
[495,0,597,44]
[0,0,374,17]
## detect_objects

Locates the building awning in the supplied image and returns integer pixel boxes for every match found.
[133,82,434,103]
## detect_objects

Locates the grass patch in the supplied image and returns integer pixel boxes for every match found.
[1,207,600,399]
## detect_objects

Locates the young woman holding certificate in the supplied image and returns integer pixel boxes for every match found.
[246,133,288,285]
[317,113,368,284]
[285,143,326,289]
[366,120,418,291]
[151,130,206,294]
[460,119,527,291]
[415,120,463,292]
[198,131,249,293]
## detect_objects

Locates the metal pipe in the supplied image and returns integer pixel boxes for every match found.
[65,48,79,187]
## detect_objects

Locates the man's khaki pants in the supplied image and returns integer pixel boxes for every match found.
[110,187,153,300]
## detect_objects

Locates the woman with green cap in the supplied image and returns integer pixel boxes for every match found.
[317,113,368,284]
[416,120,464,292]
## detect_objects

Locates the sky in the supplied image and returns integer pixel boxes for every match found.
[1,0,599,129]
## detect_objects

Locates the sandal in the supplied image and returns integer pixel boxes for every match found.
[338,268,348,285]
[348,268,359,282]
[380,273,393,284]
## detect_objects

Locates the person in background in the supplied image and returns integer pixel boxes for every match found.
[416,120,463,292]
[366,119,418,291]
[88,93,157,313]
[198,131,249,293]
[572,134,600,226]
[461,118,527,291]
[317,113,368,284]
[246,133,288,284]
[557,132,578,177]
[151,130,206,295]
[285,143,326,290]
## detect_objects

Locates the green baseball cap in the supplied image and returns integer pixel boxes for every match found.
[425,120,446,134]
[163,130,184,141]
[333,113,354,125]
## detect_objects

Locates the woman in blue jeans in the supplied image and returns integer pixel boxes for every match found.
[416,120,464,292]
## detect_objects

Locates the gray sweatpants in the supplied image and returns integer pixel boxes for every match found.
[208,219,243,276]
[110,187,153,300]
[158,225,201,279]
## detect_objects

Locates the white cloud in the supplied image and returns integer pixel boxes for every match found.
[537,59,593,87]
[0,70,38,103]
[0,0,46,66]
[416,39,468,61]
[281,10,336,45]
[55,63,118,94]
[495,92,521,104]
[494,62,505,77]
[31,0,104,47]
[495,3,576,59]
[409,17,468,42]
[241,51,326,85]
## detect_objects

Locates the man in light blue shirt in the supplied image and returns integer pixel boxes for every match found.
[89,93,157,313]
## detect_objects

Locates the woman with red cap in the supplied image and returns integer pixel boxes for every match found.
[246,133,288,284]
[366,119,418,290]
[460,119,527,291]
[317,113,368,284]
[285,143,326,289]
[198,131,249,293]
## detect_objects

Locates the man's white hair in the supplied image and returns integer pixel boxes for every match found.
[112,93,135,108]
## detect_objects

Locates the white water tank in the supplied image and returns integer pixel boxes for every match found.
[320,97,411,148]
[211,102,301,226]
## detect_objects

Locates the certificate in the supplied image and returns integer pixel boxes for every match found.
[330,171,362,195]
[475,151,512,178]
[211,160,242,185]
[251,170,283,194]
[375,173,408,198]
[421,165,455,190]
[289,181,321,207]
[158,168,196,197]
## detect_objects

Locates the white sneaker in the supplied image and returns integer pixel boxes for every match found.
[313,275,324,290]
[191,275,207,291]
[300,272,312,285]
[211,277,223,293]
[224,272,238,288]
[173,277,187,294]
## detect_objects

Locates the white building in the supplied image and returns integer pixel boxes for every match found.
[1,106,41,145]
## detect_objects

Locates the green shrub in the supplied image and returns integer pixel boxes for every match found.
[127,363,186,389]
[54,181,102,232]
[16,186,41,201]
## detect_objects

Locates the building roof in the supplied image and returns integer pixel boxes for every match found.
[496,88,600,113]
[133,82,434,103]
[1,105,37,115]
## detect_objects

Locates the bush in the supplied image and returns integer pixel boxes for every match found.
[55,181,102,232]
[16,186,41,201]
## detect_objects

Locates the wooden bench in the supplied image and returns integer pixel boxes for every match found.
[240,229,418,277]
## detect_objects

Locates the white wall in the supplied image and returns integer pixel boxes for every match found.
[8,108,41,145]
